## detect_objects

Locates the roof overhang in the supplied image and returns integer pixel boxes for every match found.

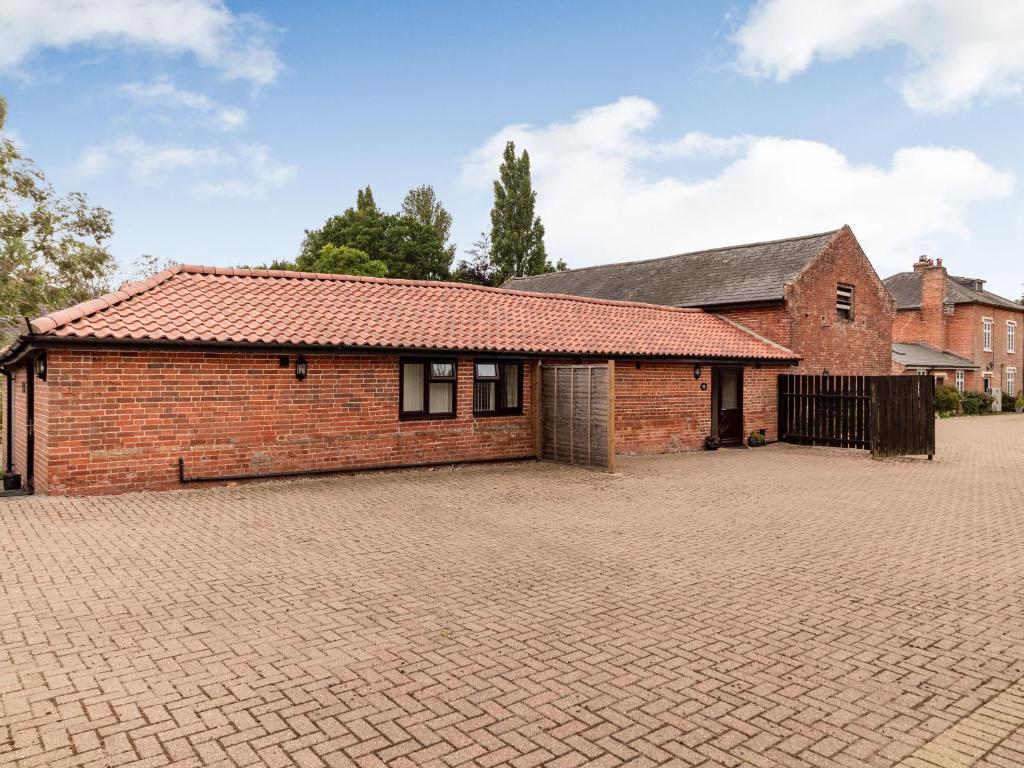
[1,334,800,370]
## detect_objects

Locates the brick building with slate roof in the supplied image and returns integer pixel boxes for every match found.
[886,256,1024,400]
[1,267,797,495]
[506,225,896,376]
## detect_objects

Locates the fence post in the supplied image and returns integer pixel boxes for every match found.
[607,360,616,473]
[532,360,542,460]
[777,374,787,442]
[869,377,879,459]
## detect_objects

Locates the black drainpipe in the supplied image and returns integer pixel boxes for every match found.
[3,369,12,473]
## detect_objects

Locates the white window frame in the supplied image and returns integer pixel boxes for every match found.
[1008,321,1016,354]
[983,317,993,352]
[1008,368,1017,398]
[955,370,965,393]
[836,284,854,320]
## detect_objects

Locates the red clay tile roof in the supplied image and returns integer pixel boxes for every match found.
[17,266,797,361]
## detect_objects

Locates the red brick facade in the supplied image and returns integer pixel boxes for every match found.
[1,347,792,495]
[891,260,1024,397]
[613,362,787,455]
[717,227,895,376]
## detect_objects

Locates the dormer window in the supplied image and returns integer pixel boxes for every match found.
[836,284,854,320]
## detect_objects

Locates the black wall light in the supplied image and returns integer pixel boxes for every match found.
[35,354,47,381]
[693,363,702,380]
[295,355,308,380]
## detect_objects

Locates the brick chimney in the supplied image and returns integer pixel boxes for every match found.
[918,255,948,350]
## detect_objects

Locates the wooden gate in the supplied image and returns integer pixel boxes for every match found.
[778,374,935,458]
[540,362,615,471]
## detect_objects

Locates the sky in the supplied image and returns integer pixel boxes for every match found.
[1,0,1022,298]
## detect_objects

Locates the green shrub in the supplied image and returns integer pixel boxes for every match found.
[1002,394,1018,412]
[961,390,994,415]
[934,384,961,416]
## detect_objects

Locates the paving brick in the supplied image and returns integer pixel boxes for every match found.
[1,415,1023,767]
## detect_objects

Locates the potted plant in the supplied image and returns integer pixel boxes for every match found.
[703,435,720,451]
[2,473,21,492]
[1016,395,1024,414]
[747,430,767,447]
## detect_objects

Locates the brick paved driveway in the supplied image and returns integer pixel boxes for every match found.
[3,416,1024,768]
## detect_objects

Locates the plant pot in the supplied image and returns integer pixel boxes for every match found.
[703,436,720,451]
[3,474,21,492]
[1016,406,1023,414]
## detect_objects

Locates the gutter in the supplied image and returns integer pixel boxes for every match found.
[3,335,800,367]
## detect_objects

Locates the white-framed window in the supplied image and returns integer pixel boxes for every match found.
[983,317,993,351]
[1008,321,1016,353]
[1008,368,1017,398]
[955,370,965,393]
[934,373,947,385]
[915,369,929,376]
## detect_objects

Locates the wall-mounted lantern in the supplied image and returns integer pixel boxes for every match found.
[295,355,308,380]
[822,368,830,378]
[35,354,47,381]
[693,363,702,380]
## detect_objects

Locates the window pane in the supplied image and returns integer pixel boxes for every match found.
[474,380,496,412]
[431,362,454,379]
[476,362,497,379]
[502,364,519,408]
[721,372,738,410]
[429,382,454,414]
[402,363,424,412]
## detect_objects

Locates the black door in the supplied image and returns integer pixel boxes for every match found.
[714,368,743,446]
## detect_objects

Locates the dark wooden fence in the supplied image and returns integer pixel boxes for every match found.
[778,374,935,458]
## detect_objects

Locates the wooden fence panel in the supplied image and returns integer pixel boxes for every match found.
[778,374,934,458]
[541,364,613,471]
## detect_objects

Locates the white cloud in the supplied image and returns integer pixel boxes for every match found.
[78,135,294,198]
[0,0,280,85]
[461,97,1014,276]
[733,0,1024,112]
[120,76,247,131]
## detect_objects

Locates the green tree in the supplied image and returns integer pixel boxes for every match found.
[0,96,115,342]
[401,184,455,260]
[489,141,554,284]
[299,185,453,281]
[308,244,387,277]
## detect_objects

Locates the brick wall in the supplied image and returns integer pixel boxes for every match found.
[614,362,711,454]
[614,362,788,454]
[42,348,536,496]
[945,304,1023,396]
[716,228,894,376]
[783,227,895,375]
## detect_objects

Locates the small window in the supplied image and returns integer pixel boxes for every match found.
[955,370,965,393]
[836,284,854,320]
[473,360,522,415]
[983,318,993,352]
[1008,368,1017,398]
[943,304,955,316]
[400,359,456,418]
[1008,321,1016,354]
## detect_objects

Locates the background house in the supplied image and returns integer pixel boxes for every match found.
[1,266,796,495]
[885,257,1023,399]
[505,225,895,376]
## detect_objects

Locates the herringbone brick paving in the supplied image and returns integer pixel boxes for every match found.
[2,415,1024,767]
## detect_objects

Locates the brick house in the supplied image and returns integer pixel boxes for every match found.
[1,266,796,495]
[885,256,1024,400]
[505,225,896,376]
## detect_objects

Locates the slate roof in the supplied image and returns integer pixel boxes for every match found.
[504,229,843,307]
[2,265,798,362]
[892,343,978,370]
[884,271,1022,311]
